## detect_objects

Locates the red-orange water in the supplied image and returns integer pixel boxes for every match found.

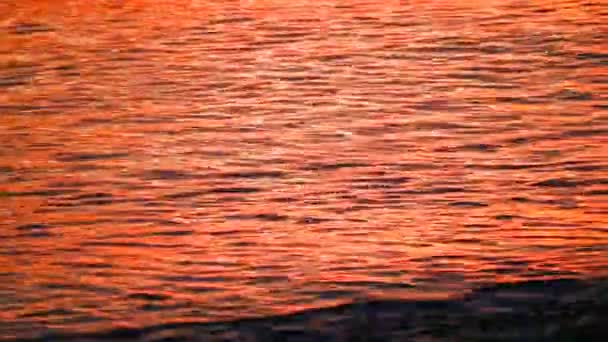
[1,0,607,339]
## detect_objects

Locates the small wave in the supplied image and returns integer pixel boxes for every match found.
[13,278,608,342]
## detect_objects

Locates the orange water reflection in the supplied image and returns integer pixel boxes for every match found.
[1,0,607,337]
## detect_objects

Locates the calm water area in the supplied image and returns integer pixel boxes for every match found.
[1,0,607,340]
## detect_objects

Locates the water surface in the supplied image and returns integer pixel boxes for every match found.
[1,0,607,339]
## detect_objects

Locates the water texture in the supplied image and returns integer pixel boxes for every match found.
[1,0,607,340]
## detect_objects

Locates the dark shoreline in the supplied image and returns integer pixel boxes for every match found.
[12,277,608,341]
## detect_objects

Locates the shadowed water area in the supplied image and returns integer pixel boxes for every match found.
[1,0,607,340]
